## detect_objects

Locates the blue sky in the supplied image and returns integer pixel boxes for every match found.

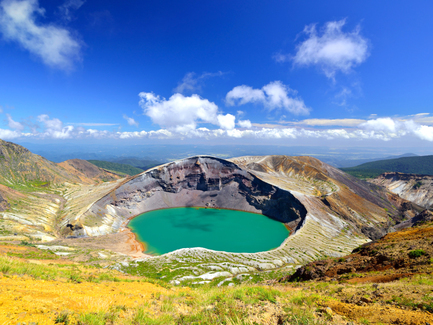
[0,0,433,149]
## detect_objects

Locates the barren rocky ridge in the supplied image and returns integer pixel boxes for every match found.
[371,172,433,209]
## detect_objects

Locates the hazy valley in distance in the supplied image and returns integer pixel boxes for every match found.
[15,141,423,168]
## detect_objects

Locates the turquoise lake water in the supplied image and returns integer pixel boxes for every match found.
[128,207,289,255]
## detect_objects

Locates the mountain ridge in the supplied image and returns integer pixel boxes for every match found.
[341,155,433,178]
[370,172,433,209]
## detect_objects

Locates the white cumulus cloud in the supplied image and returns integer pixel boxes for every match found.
[238,120,252,128]
[6,113,24,130]
[0,128,21,139]
[37,114,74,138]
[123,114,139,127]
[288,19,369,79]
[359,117,433,141]
[0,0,82,70]
[226,81,310,115]
[361,117,399,133]
[217,113,235,130]
[413,125,433,141]
[139,92,236,132]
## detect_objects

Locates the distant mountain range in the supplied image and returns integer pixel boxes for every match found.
[87,160,148,176]
[14,141,426,168]
[111,158,163,171]
[334,153,419,168]
[340,155,433,178]
[87,158,163,176]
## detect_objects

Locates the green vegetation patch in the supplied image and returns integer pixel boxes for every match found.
[113,158,162,171]
[232,286,281,304]
[408,249,426,258]
[7,249,61,260]
[413,181,422,189]
[340,155,433,179]
[339,168,388,179]
[87,160,145,176]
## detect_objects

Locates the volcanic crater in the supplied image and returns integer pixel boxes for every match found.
[72,156,307,243]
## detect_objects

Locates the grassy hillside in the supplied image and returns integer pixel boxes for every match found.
[0,139,84,191]
[0,242,330,325]
[340,155,433,179]
[2,228,433,325]
[87,160,145,176]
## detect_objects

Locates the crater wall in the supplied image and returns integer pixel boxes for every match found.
[69,156,307,237]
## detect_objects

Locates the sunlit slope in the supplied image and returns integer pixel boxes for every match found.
[370,172,433,209]
[231,155,423,239]
[2,227,433,325]
[0,243,171,325]
[0,140,122,189]
[58,159,122,183]
[0,139,81,188]
[0,140,124,241]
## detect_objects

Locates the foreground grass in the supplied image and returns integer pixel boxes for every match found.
[46,285,334,325]
[0,250,334,325]
[2,244,433,324]
[0,254,119,282]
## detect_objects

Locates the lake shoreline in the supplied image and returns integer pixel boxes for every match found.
[127,207,290,255]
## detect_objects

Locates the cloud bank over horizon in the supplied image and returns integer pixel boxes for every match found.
[1,111,433,145]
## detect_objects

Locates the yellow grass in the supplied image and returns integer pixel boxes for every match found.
[0,273,171,325]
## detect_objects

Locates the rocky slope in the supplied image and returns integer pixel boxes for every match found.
[0,139,121,188]
[0,140,123,241]
[370,172,433,209]
[231,156,423,240]
[58,159,122,183]
[275,216,433,325]
[0,139,80,187]
[280,210,433,283]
